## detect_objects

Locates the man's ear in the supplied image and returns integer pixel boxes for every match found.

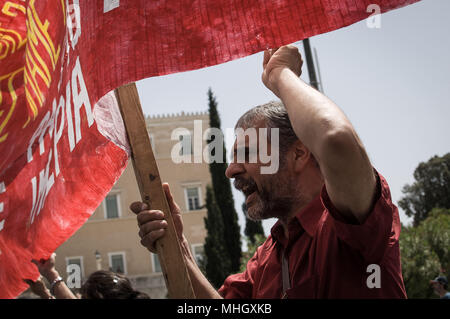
[292,140,311,173]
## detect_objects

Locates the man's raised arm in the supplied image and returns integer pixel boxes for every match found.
[262,45,377,223]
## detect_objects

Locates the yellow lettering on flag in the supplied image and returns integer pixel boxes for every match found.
[0,0,65,142]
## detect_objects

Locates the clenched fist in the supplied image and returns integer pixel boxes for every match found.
[262,45,303,97]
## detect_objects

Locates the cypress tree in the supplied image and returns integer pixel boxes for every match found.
[203,185,231,288]
[206,88,242,273]
[242,203,265,244]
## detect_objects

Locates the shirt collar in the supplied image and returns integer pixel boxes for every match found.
[270,192,324,242]
[295,193,324,237]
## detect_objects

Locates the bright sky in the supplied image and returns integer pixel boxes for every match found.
[136,0,450,237]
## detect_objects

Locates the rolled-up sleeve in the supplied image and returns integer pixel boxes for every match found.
[320,170,401,264]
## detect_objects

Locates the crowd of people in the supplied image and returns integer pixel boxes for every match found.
[23,253,150,299]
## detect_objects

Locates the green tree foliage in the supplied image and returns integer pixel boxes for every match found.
[242,203,265,244]
[399,153,450,226]
[203,185,231,288]
[400,208,449,298]
[419,208,450,274]
[206,88,242,273]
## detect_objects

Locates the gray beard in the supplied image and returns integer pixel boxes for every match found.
[246,179,298,221]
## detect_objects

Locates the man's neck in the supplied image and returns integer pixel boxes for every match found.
[278,167,324,238]
[278,189,320,238]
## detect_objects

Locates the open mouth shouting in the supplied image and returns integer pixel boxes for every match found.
[234,177,259,205]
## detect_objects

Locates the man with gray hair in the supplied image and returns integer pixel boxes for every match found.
[130,45,407,298]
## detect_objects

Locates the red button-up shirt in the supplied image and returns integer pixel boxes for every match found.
[219,171,407,298]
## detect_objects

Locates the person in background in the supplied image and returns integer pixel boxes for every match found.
[31,253,150,299]
[80,270,150,299]
[430,276,450,299]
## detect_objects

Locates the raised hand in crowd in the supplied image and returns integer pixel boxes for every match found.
[31,253,77,299]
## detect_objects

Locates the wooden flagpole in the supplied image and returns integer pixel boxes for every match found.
[114,83,195,299]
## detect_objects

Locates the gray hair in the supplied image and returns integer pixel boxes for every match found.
[235,101,299,153]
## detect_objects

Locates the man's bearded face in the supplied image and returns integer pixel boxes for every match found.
[234,164,296,221]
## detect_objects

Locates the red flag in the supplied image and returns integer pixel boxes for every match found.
[0,0,419,298]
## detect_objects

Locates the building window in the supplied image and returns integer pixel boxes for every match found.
[151,253,162,273]
[109,252,126,274]
[65,256,84,278]
[179,134,192,155]
[185,187,201,211]
[191,244,204,265]
[105,193,120,219]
